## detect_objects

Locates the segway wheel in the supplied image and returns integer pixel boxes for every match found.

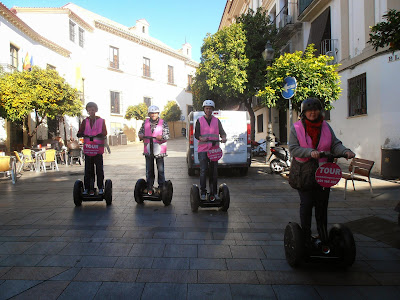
[329,224,356,268]
[73,180,83,206]
[190,185,200,212]
[219,183,230,212]
[105,179,112,205]
[134,179,146,204]
[162,180,173,206]
[284,222,305,268]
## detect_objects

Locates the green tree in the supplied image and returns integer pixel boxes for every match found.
[257,44,342,113]
[369,9,400,52]
[0,66,82,146]
[161,101,182,122]
[124,102,148,121]
[192,8,277,139]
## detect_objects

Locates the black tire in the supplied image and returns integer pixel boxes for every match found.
[284,222,305,268]
[105,179,112,205]
[73,180,83,206]
[239,167,248,176]
[190,185,200,212]
[329,224,356,268]
[162,180,173,206]
[134,179,146,204]
[219,183,230,212]
[188,167,195,176]
[270,159,284,173]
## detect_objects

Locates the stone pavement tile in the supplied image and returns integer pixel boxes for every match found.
[184,231,213,240]
[0,266,67,280]
[163,244,197,258]
[205,239,236,245]
[0,255,44,267]
[92,230,126,238]
[256,271,315,285]
[189,258,227,270]
[187,283,232,300]
[93,242,133,256]
[357,247,400,260]
[141,283,187,300]
[93,282,144,300]
[75,256,118,268]
[23,241,68,255]
[230,284,276,300]
[10,280,69,300]
[37,255,81,267]
[49,267,81,281]
[198,245,232,258]
[0,242,35,255]
[30,229,67,237]
[151,258,189,269]
[153,231,184,239]
[261,259,293,271]
[366,260,400,272]
[272,285,320,300]
[225,259,264,271]
[2,229,38,237]
[309,271,380,285]
[230,246,266,259]
[213,232,243,240]
[58,242,101,255]
[61,229,96,238]
[74,267,139,282]
[136,269,197,283]
[355,285,400,300]
[128,243,165,257]
[58,281,102,300]
[314,285,365,300]
[198,270,259,284]
[114,257,153,269]
[0,280,41,300]
[261,245,286,259]
[241,233,272,241]
[369,272,400,285]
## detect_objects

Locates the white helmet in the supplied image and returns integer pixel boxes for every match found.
[202,100,215,108]
[148,105,160,114]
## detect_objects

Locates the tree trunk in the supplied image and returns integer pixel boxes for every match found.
[244,98,256,141]
[62,116,67,144]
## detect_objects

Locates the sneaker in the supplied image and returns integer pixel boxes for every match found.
[83,189,89,195]
[89,190,95,196]
[214,194,220,201]
[98,189,104,195]
[200,194,207,201]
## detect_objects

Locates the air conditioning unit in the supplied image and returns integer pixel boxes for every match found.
[325,50,338,65]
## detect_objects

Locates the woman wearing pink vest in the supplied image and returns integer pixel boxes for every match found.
[289,98,355,247]
[138,105,170,194]
[194,100,227,201]
[77,102,108,196]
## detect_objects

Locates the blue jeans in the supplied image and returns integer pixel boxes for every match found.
[84,154,104,191]
[145,156,165,189]
[198,151,218,195]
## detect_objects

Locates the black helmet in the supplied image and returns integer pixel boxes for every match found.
[300,98,322,115]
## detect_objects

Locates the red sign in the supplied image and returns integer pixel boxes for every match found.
[83,141,100,156]
[207,146,223,161]
[315,162,342,188]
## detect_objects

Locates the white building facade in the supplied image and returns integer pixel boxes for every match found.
[220,0,400,175]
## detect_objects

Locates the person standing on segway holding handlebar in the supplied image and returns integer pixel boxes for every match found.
[288,98,355,249]
[77,102,108,196]
[195,100,227,201]
[138,105,170,195]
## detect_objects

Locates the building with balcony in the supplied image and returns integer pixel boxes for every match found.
[220,0,400,174]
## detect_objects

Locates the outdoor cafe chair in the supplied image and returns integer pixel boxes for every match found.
[21,149,36,171]
[13,151,24,173]
[41,149,59,172]
[0,156,17,184]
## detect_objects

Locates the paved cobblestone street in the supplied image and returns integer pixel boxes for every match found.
[0,137,399,299]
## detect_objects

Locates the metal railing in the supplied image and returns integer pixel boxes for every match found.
[0,63,18,73]
[276,5,293,30]
[321,39,338,64]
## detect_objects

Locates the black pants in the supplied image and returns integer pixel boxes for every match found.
[198,151,218,195]
[84,154,104,191]
[145,156,165,189]
[298,187,330,242]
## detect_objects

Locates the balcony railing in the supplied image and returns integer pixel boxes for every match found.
[0,63,18,73]
[276,5,293,30]
[299,0,314,14]
[321,39,338,64]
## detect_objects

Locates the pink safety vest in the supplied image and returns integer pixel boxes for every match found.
[198,116,219,152]
[83,117,105,155]
[143,118,167,155]
[294,120,331,163]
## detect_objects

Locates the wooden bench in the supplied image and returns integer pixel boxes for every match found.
[342,158,375,199]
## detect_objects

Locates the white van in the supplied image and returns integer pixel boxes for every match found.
[186,110,251,176]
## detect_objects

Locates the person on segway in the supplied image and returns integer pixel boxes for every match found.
[194,100,227,201]
[138,105,170,195]
[288,97,355,249]
[77,102,108,196]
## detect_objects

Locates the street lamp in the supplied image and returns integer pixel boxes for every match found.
[262,42,275,162]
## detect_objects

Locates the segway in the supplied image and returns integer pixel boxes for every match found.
[134,136,173,206]
[190,140,230,212]
[73,135,112,206]
[284,152,356,268]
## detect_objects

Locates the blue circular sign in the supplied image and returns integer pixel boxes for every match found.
[281,76,297,99]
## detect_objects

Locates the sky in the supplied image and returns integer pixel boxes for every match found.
[1,0,227,62]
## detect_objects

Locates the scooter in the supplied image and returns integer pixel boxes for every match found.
[190,140,230,212]
[284,152,356,268]
[251,139,267,157]
[73,135,112,206]
[134,136,173,206]
[267,146,291,173]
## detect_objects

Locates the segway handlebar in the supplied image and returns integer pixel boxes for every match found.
[77,134,105,141]
[319,152,354,162]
